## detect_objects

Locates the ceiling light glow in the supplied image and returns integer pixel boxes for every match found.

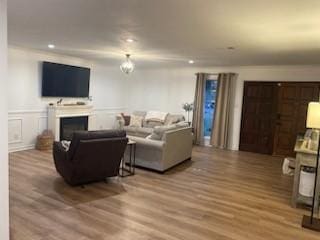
[48,44,55,49]
[188,60,194,64]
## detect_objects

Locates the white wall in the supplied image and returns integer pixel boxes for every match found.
[128,65,320,150]
[8,46,320,152]
[8,47,128,151]
[0,0,9,239]
[127,68,197,115]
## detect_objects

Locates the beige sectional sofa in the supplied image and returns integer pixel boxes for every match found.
[117,111,193,172]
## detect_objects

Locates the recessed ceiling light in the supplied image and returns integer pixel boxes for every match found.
[48,44,55,49]
[188,60,194,64]
[126,38,134,43]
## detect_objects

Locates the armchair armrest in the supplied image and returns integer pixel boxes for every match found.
[53,141,73,181]
[53,141,68,161]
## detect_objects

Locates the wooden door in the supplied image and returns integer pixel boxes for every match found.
[239,82,278,154]
[273,83,320,156]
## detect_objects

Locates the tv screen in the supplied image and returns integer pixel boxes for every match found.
[42,62,90,97]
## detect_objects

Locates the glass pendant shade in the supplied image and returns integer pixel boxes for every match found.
[120,54,135,74]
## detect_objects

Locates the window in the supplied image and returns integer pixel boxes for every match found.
[203,79,218,138]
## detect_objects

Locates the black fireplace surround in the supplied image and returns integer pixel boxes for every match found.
[60,116,88,141]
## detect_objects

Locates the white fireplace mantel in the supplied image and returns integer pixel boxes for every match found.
[48,105,96,141]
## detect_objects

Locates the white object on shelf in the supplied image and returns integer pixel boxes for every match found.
[282,157,295,176]
[299,169,315,197]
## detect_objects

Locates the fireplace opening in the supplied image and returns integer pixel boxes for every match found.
[60,116,88,141]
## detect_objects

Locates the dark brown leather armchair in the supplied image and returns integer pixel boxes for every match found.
[53,130,128,186]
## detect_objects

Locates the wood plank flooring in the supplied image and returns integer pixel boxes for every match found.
[9,146,320,240]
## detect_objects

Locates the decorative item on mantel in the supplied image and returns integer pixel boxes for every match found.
[36,130,54,151]
[182,102,194,126]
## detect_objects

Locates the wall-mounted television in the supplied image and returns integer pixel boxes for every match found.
[41,62,90,97]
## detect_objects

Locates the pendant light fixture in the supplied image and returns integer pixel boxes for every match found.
[120,54,135,74]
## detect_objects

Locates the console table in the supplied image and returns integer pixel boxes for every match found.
[292,137,320,214]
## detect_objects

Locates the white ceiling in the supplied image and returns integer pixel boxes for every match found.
[8,0,320,67]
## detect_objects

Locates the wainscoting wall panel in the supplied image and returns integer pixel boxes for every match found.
[37,116,48,135]
[8,118,22,144]
[8,107,126,152]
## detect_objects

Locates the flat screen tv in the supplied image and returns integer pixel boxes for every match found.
[41,62,90,97]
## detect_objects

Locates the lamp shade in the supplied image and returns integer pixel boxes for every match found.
[306,102,320,129]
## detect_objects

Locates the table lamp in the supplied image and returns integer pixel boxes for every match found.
[302,102,320,231]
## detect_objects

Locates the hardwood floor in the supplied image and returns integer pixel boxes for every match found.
[9,146,320,240]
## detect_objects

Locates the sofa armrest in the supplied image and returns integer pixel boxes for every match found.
[162,127,193,143]
[161,127,193,165]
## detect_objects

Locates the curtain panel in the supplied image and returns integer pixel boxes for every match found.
[211,73,237,149]
[192,73,208,145]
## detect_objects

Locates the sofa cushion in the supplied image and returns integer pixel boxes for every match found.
[136,127,153,137]
[175,122,189,128]
[131,135,165,150]
[123,126,138,136]
[149,124,178,140]
[145,111,168,122]
[142,120,164,128]
[124,126,153,138]
[165,114,185,125]
[129,115,144,127]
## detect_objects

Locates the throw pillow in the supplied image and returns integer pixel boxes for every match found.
[165,114,185,125]
[121,113,131,126]
[143,120,164,128]
[61,140,71,151]
[145,111,168,122]
[175,122,189,128]
[129,115,144,127]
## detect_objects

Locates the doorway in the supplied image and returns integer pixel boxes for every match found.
[203,79,218,145]
[240,82,320,156]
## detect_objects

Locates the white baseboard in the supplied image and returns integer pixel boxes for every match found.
[9,144,35,153]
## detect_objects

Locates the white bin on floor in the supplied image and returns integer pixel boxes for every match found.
[299,167,315,197]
